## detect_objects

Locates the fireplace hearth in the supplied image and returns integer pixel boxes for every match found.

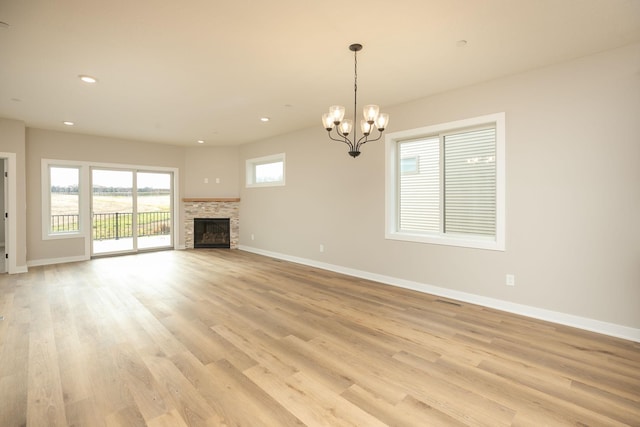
[193,218,230,248]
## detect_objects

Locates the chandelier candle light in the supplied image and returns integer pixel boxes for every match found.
[322,43,389,158]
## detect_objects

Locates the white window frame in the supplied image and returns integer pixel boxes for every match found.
[42,160,89,240]
[245,153,286,188]
[385,113,505,251]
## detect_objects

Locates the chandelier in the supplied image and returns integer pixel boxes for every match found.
[322,43,389,158]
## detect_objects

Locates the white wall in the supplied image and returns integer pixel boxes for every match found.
[238,43,640,332]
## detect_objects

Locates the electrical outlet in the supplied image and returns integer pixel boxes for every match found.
[319,244,324,253]
[204,178,209,183]
[251,234,255,241]
[506,274,515,286]
[215,178,220,184]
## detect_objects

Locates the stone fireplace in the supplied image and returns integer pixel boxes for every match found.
[183,198,239,249]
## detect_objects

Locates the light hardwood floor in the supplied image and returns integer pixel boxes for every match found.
[0,249,638,426]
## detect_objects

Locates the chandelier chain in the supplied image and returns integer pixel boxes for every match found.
[353,49,358,145]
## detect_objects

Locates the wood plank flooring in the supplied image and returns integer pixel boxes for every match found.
[0,249,638,426]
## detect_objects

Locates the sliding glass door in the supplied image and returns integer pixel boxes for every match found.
[92,169,133,254]
[137,171,172,250]
[92,168,172,256]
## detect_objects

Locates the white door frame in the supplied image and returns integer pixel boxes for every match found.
[0,152,17,274]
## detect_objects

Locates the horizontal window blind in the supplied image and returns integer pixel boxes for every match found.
[443,128,496,236]
[399,137,440,232]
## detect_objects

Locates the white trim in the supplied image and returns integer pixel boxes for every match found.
[81,165,92,256]
[0,152,18,274]
[385,113,506,251]
[171,170,180,249]
[27,254,90,267]
[14,264,28,274]
[1,158,6,274]
[238,245,640,343]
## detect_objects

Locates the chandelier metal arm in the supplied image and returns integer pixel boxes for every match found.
[326,129,356,151]
[356,129,384,148]
[356,133,369,146]
[352,130,382,155]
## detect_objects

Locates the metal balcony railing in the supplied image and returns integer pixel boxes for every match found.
[50,212,171,240]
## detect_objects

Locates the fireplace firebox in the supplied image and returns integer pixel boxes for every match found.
[193,218,230,248]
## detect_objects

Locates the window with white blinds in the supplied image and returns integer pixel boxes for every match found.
[386,113,505,251]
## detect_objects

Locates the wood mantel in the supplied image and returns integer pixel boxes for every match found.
[182,198,240,202]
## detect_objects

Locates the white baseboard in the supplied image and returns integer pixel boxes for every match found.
[26,245,186,268]
[239,245,640,343]
[27,255,90,268]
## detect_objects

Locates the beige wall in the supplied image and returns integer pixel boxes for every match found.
[184,146,240,197]
[0,118,27,270]
[23,130,241,263]
[26,128,186,261]
[239,43,640,329]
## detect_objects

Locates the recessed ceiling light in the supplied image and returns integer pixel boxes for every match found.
[79,75,98,84]
[197,140,204,144]
[63,121,75,126]
[260,117,270,122]
[456,40,468,48]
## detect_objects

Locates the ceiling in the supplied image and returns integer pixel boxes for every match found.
[1,0,639,147]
